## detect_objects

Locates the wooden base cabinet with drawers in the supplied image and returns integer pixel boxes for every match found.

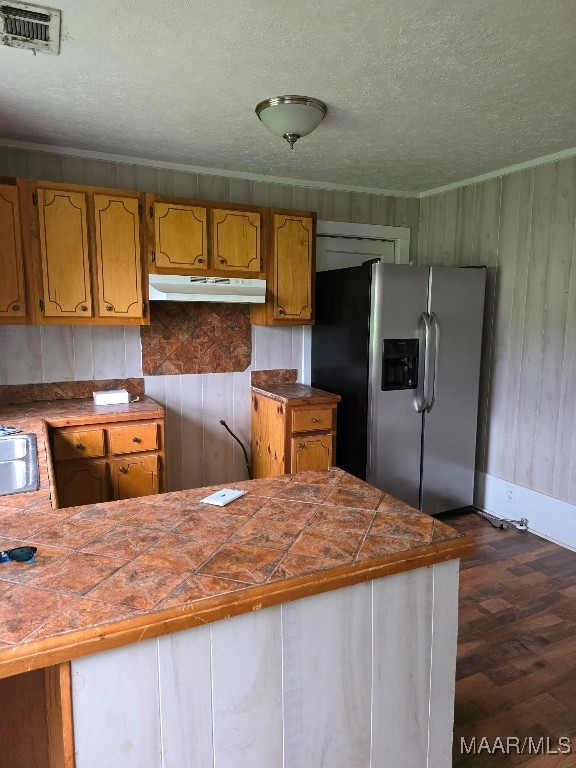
[51,417,165,509]
[251,384,340,478]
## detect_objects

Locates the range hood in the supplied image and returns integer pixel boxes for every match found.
[149,274,266,303]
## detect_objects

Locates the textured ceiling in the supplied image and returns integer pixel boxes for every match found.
[0,0,574,192]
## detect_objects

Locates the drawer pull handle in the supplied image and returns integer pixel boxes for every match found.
[312,418,319,423]
[76,443,85,450]
[119,466,128,474]
[132,437,141,443]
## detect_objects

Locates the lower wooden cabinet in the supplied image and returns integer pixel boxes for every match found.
[291,434,334,474]
[251,384,340,478]
[55,459,110,508]
[111,455,159,500]
[52,417,164,509]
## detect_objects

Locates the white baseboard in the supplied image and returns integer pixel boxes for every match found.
[474,472,576,552]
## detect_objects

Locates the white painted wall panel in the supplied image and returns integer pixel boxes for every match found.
[427,560,460,768]
[72,639,162,768]
[211,608,283,768]
[371,568,433,768]
[158,627,214,768]
[282,581,372,768]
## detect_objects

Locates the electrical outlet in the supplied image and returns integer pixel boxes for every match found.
[506,487,515,504]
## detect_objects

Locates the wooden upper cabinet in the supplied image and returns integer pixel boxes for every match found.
[0,184,26,319]
[272,213,314,321]
[153,202,207,270]
[93,194,143,318]
[211,208,261,273]
[37,188,92,318]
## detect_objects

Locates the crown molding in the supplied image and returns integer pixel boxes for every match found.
[420,146,576,198]
[0,138,418,198]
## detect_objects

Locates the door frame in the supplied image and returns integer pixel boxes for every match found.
[316,220,411,265]
[300,221,412,384]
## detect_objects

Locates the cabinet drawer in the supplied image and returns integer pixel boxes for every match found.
[109,423,159,455]
[291,434,333,473]
[291,407,334,433]
[52,429,105,461]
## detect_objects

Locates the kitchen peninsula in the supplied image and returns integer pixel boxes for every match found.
[0,398,473,768]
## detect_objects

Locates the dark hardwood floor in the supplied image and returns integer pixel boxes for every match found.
[443,510,576,767]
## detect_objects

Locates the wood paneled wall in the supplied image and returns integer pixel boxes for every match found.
[70,561,459,768]
[0,146,420,259]
[418,156,576,506]
[0,145,419,491]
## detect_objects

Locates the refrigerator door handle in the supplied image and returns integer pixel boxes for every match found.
[415,311,432,413]
[426,312,440,413]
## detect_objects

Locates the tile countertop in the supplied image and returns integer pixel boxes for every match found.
[0,397,473,678]
[0,466,474,678]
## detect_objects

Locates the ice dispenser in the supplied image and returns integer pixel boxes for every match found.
[381,339,419,391]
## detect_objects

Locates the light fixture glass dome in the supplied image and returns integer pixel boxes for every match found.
[255,95,327,148]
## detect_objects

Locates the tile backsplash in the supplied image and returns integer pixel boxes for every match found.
[141,302,251,375]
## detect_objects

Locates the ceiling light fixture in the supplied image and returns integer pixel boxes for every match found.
[255,95,327,149]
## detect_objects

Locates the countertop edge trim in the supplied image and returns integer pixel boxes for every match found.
[0,535,474,679]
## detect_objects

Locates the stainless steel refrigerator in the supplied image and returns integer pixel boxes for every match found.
[311,262,486,515]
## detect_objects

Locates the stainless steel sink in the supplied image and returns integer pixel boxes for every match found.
[0,434,39,496]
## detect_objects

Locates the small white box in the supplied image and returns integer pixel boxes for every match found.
[200,488,246,507]
[93,389,130,406]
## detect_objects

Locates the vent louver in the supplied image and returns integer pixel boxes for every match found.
[1,1,60,54]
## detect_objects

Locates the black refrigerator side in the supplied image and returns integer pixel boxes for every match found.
[311,265,372,480]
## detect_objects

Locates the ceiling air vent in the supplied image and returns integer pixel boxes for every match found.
[1,1,60,54]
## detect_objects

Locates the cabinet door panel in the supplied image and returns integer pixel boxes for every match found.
[111,455,159,500]
[55,460,110,509]
[291,434,333,473]
[273,214,313,320]
[154,203,207,270]
[38,189,92,317]
[0,185,26,318]
[94,194,143,318]
[212,209,261,273]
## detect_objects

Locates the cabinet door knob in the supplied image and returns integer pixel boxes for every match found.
[119,466,128,474]
[106,306,113,312]
[219,258,225,264]
[297,443,304,450]
[80,305,88,311]
[198,258,204,263]
[76,443,85,450]
[312,418,319,423]
[12,305,19,311]
[132,437,141,443]
[278,308,285,315]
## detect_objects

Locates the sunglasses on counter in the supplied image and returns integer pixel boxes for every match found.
[0,546,37,563]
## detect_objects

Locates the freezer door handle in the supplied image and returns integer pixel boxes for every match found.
[415,311,432,413]
[426,312,440,413]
